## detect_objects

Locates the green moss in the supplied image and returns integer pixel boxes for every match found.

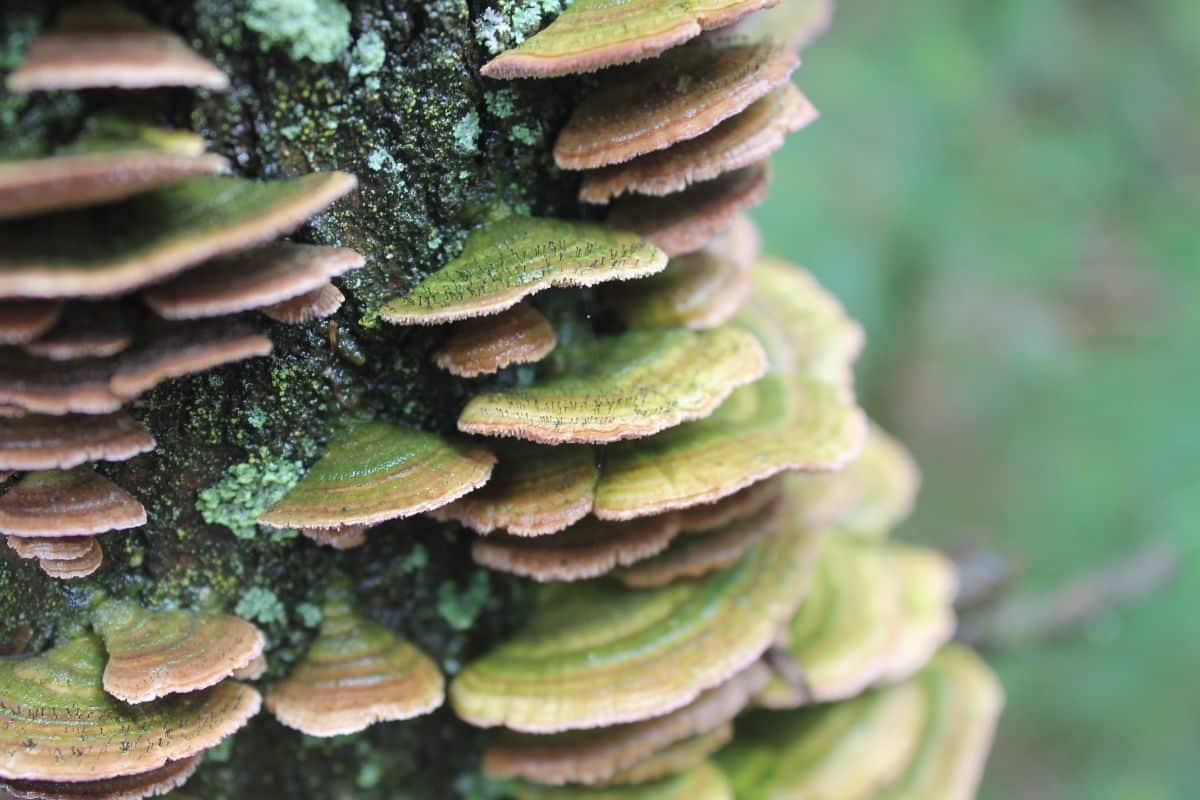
[244,0,351,64]
[296,601,324,628]
[196,448,305,540]
[235,586,288,626]
[437,569,492,632]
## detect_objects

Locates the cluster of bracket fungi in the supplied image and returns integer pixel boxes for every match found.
[0,0,1002,798]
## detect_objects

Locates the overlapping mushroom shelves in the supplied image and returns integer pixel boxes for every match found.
[0,0,1001,798]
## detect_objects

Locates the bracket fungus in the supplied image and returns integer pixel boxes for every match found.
[0,753,202,800]
[434,302,558,378]
[259,283,346,324]
[675,477,781,534]
[0,466,145,538]
[91,597,266,704]
[458,326,767,444]
[108,323,273,400]
[605,245,752,330]
[258,420,496,530]
[22,302,134,361]
[299,524,371,551]
[265,580,444,736]
[510,760,734,800]
[10,535,105,580]
[738,0,836,52]
[602,726,733,786]
[809,422,922,539]
[0,300,63,345]
[380,216,666,325]
[0,412,153,471]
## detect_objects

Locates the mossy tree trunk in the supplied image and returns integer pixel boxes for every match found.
[0,1,582,795]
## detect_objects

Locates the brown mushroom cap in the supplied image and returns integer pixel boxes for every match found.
[0,467,145,538]
[676,477,781,533]
[555,42,798,171]
[605,244,752,330]
[231,653,267,681]
[299,524,370,550]
[580,84,816,203]
[600,724,733,786]
[0,753,202,800]
[144,243,364,320]
[0,412,154,472]
[23,303,134,361]
[7,534,96,561]
[608,163,771,257]
[0,353,122,416]
[434,302,558,378]
[5,3,229,92]
[36,537,104,580]
[0,300,63,345]
[109,323,272,400]
[259,282,345,324]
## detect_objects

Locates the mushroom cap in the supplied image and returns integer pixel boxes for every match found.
[0,634,260,783]
[299,524,370,550]
[471,513,684,583]
[434,302,557,378]
[614,493,784,587]
[878,544,959,684]
[0,354,122,416]
[380,216,666,325]
[675,476,781,533]
[450,511,819,733]
[555,42,798,171]
[736,0,836,52]
[144,243,364,320]
[608,163,771,257]
[259,282,345,324]
[0,172,357,299]
[231,653,267,681]
[93,598,266,704]
[0,148,229,221]
[109,322,273,400]
[5,3,228,92]
[6,534,96,560]
[0,412,154,471]
[0,467,145,538]
[23,303,134,361]
[510,761,733,800]
[458,326,768,444]
[0,753,202,800]
[258,421,496,530]
[432,443,598,536]
[605,244,752,331]
[0,300,63,345]
[485,662,768,785]
[36,538,104,580]
[600,725,732,786]
[265,586,444,736]
[581,84,816,203]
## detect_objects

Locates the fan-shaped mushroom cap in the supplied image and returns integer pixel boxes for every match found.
[259,283,345,324]
[433,443,598,536]
[144,243,364,320]
[258,421,496,530]
[614,493,783,587]
[0,172,357,299]
[555,42,797,172]
[736,0,835,52]
[510,761,733,800]
[7,534,96,561]
[109,323,272,400]
[581,84,816,203]
[0,301,62,345]
[0,753,202,800]
[479,0,780,79]
[381,217,666,325]
[299,524,370,550]
[36,537,105,580]
[0,467,145,538]
[23,303,133,361]
[0,148,229,221]
[92,597,265,704]
[5,3,228,92]
[606,246,751,330]
[879,544,958,684]
[676,477,780,533]
[605,725,731,786]
[471,513,683,582]
[0,412,153,471]
[451,514,818,733]
[486,662,768,786]
[0,634,260,783]
[0,354,121,416]
[434,302,557,378]
[231,653,267,681]
[265,582,444,736]
[608,163,770,257]
[810,422,922,539]
[458,326,767,444]
[708,214,762,269]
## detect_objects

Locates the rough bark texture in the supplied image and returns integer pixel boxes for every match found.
[0,1,587,795]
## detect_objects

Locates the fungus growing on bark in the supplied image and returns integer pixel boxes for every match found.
[23,303,133,360]
[108,323,273,399]
[819,422,922,539]
[0,466,145,537]
[740,0,836,51]
[605,246,752,330]
[433,443,599,536]
[258,420,495,530]
[0,354,122,416]
[299,524,371,550]
[9,534,104,580]
[480,0,782,79]
[675,477,781,533]
[259,283,346,324]
[143,243,364,320]
[450,518,818,732]
[433,302,557,378]
[91,597,265,704]
[380,216,666,325]
[0,172,357,299]
[265,579,444,736]
[0,412,153,471]
[601,726,732,786]
[509,760,734,800]
[0,300,63,344]
[5,2,229,92]
[458,326,766,444]
[880,544,959,683]
[0,753,202,800]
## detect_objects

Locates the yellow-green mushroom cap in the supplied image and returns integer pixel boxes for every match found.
[451,515,819,733]
[879,544,959,683]
[0,467,145,538]
[601,725,732,786]
[380,217,666,325]
[811,422,922,539]
[0,173,356,299]
[485,662,769,786]
[433,443,598,537]
[605,246,752,331]
[0,300,63,345]
[0,752,202,800]
[554,42,799,171]
[0,412,154,472]
[0,634,260,783]
[258,420,496,530]
[92,597,265,704]
[265,582,444,737]
[458,326,767,444]
[511,761,733,800]
[675,477,781,534]
[434,301,558,378]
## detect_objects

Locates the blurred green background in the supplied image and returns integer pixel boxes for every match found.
[753,1,1200,798]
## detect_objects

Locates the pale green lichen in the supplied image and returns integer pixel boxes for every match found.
[244,0,351,64]
[474,0,570,55]
[437,570,491,631]
[453,110,481,153]
[349,31,387,78]
[196,448,305,540]
[235,587,287,625]
[296,601,324,627]
[510,123,541,146]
